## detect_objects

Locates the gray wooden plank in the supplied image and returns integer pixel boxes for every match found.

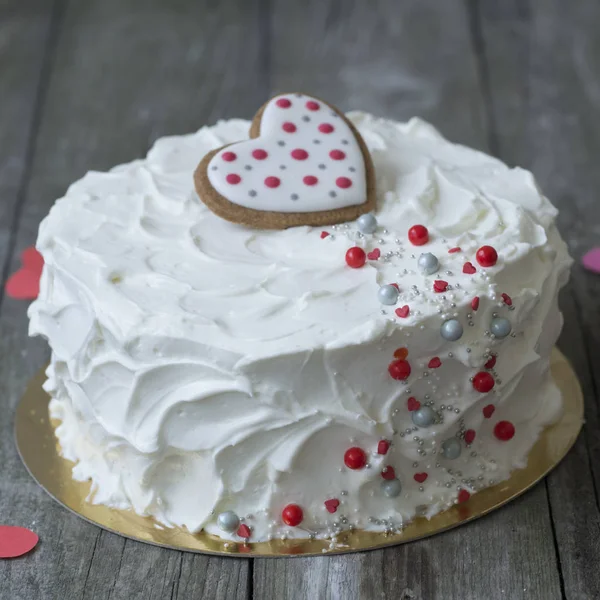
[475,1,600,598]
[0,0,261,598]
[253,1,563,598]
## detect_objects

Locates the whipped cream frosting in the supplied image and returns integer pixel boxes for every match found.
[29,113,572,542]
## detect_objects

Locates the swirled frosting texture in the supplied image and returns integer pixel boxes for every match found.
[29,114,572,541]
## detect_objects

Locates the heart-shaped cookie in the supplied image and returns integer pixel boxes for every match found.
[194,93,376,229]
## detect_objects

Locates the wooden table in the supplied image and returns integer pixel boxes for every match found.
[1,1,599,598]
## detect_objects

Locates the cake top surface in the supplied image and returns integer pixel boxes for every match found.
[32,113,560,363]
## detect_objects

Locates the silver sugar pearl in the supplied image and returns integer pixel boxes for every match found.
[490,317,512,339]
[418,252,439,275]
[357,213,378,234]
[441,438,462,459]
[411,406,436,428]
[217,511,240,532]
[381,479,402,498]
[440,319,464,341]
[378,284,399,306]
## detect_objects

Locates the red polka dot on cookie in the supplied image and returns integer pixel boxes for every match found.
[222,151,237,162]
[252,149,268,160]
[306,100,320,111]
[264,176,281,188]
[318,123,334,134]
[329,149,346,160]
[276,98,292,108]
[336,177,352,189]
[226,174,241,184]
[291,149,309,160]
[303,175,318,186]
[282,122,296,133]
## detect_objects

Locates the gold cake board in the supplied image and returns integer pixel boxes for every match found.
[15,349,583,557]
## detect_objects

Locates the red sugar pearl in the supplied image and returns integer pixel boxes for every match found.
[291,148,309,160]
[281,503,303,526]
[264,176,281,188]
[303,175,318,186]
[282,122,296,133]
[494,420,515,441]
[408,225,429,246]
[344,447,367,470]
[222,151,237,162]
[336,177,352,189]
[252,149,268,160]
[306,100,320,111]
[476,245,498,267]
[226,174,241,185]
[318,123,334,134]
[276,98,292,108]
[329,149,346,160]
[345,246,366,268]
[472,371,495,393]
[388,359,411,381]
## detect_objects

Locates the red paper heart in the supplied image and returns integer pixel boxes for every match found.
[482,404,496,419]
[320,231,330,239]
[501,292,512,306]
[448,247,461,254]
[463,262,476,274]
[0,526,38,558]
[485,355,497,369]
[395,305,410,318]
[407,397,421,411]
[464,429,476,444]
[324,499,340,513]
[6,247,44,300]
[428,357,441,369]
[237,524,251,539]
[433,280,448,293]
[471,296,480,311]
[377,440,390,455]
[457,489,471,503]
[381,466,395,480]
[414,473,428,483]
[367,248,380,260]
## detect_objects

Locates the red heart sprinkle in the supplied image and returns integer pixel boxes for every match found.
[501,293,513,306]
[395,305,410,318]
[485,355,497,369]
[457,489,471,503]
[6,247,44,300]
[464,429,476,444]
[463,262,476,274]
[471,296,480,311]
[394,347,408,360]
[428,357,442,369]
[407,397,421,411]
[381,466,396,480]
[367,248,381,260]
[237,524,251,539]
[320,231,330,239]
[0,526,39,558]
[414,473,428,483]
[324,499,340,513]
[433,280,448,293]
[377,440,390,455]
[390,283,400,290]
[483,404,496,419]
[448,247,461,254]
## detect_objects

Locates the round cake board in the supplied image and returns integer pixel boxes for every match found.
[15,348,583,558]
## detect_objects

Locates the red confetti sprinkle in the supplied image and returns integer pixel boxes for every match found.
[304,175,318,186]
[367,248,381,260]
[6,247,44,300]
[329,149,346,160]
[395,305,410,318]
[345,246,366,268]
[377,440,390,455]
[407,397,421,411]
[408,224,429,246]
[494,420,515,441]
[388,359,411,381]
[414,473,428,483]
[476,245,498,267]
[336,176,352,189]
[222,151,237,162]
[473,372,495,393]
[464,429,476,444]
[501,293,513,306]
[320,231,330,239]
[237,524,251,539]
[276,98,292,108]
[428,357,442,369]
[291,148,309,160]
[344,447,367,470]
[485,355,497,369]
[252,149,268,160]
[264,176,281,188]
[226,174,241,185]
[471,296,480,311]
[433,280,448,293]
[457,490,471,503]
[282,122,296,133]
[381,466,396,480]
[394,347,408,359]
[306,100,320,111]
[318,123,334,134]
[0,526,38,558]
[463,262,476,274]
[448,247,461,254]
[483,404,496,419]
[324,499,339,513]
[282,503,304,526]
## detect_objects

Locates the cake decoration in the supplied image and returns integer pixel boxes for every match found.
[344,447,367,469]
[345,246,366,268]
[408,224,429,246]
[6,247,44,300]
[418,252,439,274]
[324,499,340,513]
[395,305,410,318]
[0,526,38,559]
[194,93,376,229]
[476,245,498,267]
[282,504,304,527]
[217,511,240,533]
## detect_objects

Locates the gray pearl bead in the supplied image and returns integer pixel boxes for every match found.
[418,252,439,275]
[490,317,512,339]
[357,213,378,234]
[217,511,240,532]
[440,319,463,341]
[441,438,462,460]
[412,406,436,428]
[378,284,399,305]
[381,478,402,497]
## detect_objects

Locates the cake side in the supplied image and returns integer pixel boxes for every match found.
[28,113,572,541]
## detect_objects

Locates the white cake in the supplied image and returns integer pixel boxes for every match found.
[28,111,571,542]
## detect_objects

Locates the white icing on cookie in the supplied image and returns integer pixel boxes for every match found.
[206,94,367,212]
